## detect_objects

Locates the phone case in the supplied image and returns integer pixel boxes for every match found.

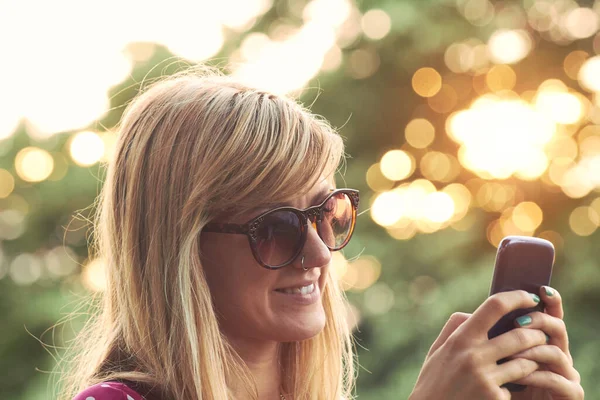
[487,236,554,392]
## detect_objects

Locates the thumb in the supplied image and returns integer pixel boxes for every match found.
[426,312,471,359]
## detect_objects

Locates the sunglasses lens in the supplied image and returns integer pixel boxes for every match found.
[255,210,303,267]
[319,192,355,250]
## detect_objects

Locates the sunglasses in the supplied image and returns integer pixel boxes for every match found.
[203,189,359,269]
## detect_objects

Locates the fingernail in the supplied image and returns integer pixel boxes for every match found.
[545,334,550,343]
[544,286,554,297]
[516,315,532,327]
[530,293,540,303]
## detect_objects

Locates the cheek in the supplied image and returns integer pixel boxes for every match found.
[200,235,275,322]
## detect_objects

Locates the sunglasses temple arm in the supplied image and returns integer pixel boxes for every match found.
[357,207,370,217]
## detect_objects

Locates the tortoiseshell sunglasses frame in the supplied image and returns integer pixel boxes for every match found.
[203,189,359,269]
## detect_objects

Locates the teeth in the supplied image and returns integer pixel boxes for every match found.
[281,283,315,295]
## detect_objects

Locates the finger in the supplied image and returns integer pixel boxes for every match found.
[490,386,511,400]
[512,370,584,399]
[427,312,470,358]
[463,290,541,338]
[498,387,511,400]
[513,311,570,358]
[540,285,563,319]
[492,357,539,386]
[507,344,579,381]
[485,327,547,361]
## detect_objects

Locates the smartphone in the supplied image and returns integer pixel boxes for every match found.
[487,235,555,392]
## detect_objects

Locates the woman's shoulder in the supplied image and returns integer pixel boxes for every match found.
[73,381,144,400]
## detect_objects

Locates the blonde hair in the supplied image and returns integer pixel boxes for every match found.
[58,66,356,400]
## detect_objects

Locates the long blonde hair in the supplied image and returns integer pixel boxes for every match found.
[58,66,357,400]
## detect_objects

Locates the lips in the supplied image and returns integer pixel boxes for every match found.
[273,280,321,305]
[275,279,317,291]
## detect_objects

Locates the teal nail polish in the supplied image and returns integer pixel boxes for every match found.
[530,293,540,303]
[545,334,550,343]
[544,286,554,296]
[516,315,532,327]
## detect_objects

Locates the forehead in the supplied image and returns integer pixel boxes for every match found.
[263,178,335,210]
[228,177,335,221]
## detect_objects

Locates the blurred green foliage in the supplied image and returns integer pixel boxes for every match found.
[0,0,599,399]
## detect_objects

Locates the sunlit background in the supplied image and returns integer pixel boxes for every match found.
[1,0,599,398]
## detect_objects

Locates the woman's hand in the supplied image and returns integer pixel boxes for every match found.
[508,286,584,400]
[409,290,548,400]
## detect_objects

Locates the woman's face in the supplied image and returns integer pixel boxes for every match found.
[200,178,335,343]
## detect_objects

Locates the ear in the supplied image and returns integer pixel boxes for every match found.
[426,312,471,359]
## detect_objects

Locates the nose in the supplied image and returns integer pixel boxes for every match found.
[293,221,331,270]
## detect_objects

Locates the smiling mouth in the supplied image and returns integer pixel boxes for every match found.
[275,282,316,295]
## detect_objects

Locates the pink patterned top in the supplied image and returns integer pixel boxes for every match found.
[73,381,144,400]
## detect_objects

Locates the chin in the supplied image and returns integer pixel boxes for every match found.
[277,309,327,342]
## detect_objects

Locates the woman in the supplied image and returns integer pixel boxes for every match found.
[61,67,583,399]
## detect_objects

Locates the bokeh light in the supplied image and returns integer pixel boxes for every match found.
[405,118,435,149]
[580,135,600,157]
[48,153,69,182]
[233,0,354,93]
[495,4,527,29]
[9,253,43,286]
[349,255,382,292]
[69,131,105,167]
[99,131,119,163]
[560,164,596,198]
[511,201,544,232]
[534,84,584,125]
[364,282,395,315]
[564,7,599,39]
[473,181,517,212]
[569,206,599,236]
[564,50,589,80]
[485,64,516,92]
[321,45,343,72]
[538,230,564,251]
[442,183,471,220]
[548,157,576,186]
[459,0,494,27]
[347,47,380,79]
[371,190,405,227]
[420,151,460,182]
[371,178,463,234]
[470,42,490,72]
[361,9,392,40]
[366,163,395,192]
[44,246,79,278]
[527,1,555,33]
[331,252,349,281]
[380,150,415,181]
[81,258,107,292]
[423,192,455,223]
[448,98,554,180]
[387,221,418,241]
[221,0,273,31]
[15,147,54,183]
[0,209,26,240]
[591,197,600,217]
[547,135,578,161]
[578,55,600,92]
[412,67,442,98]
[0,169,15,198]
[444,42,473,73]
[487,29,532,64]
[427,84,458,113]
